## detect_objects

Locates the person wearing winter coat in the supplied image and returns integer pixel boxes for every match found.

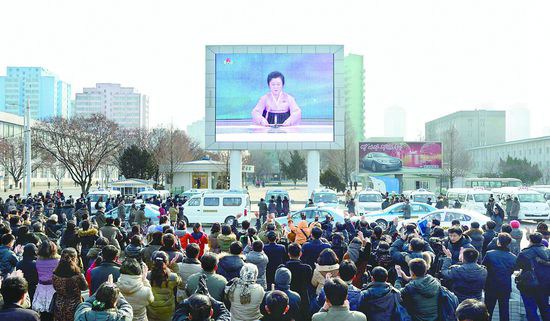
[283,243,312,321]
[33,240,60,319]
[79,220,99,270]
[440,248,487,302]
[443,227,475,264]
[262,231,287,289]
[176,244,202,302]
[260,267,301,321]
[0,276,40,321]
[172,293,231,321]
[509,220,523,255]
[312,277,366,321]
[52,248,88,321]
[482,220,498,256]
[125,235,145,261]
[514,232,550,321]
[60,221,81,251]
[99,217,123,250]
[312,249,340,295]
[509,197,520,220]
[395,258,441,321]
[244,240,269,289]
[464,222,484,259]
[16,243,38,301]
[180,223,209,258]
[185,253,228,302]
[302,227,331,270]
[314,260,362,312]
[117,258,155,321]
[74,283,133,321]
[142,232,163,269]
[217,242,245,281]
[146,251,182,321]
[482,233,517,321]
[359,266,402,321]
[217,225,237,254]
[0,234,19,278]
[224,263,265,321]
[208,223,221,254]
[90,245,121,295]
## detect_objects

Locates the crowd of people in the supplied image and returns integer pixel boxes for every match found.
[0,189,549,321]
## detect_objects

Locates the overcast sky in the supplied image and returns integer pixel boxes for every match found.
[1,0,548,140]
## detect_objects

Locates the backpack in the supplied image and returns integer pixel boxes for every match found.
[438,285,459,321]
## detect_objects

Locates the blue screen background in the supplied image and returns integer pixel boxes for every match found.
[215,53,334,120]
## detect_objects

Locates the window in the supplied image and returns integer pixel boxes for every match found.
[187,198,200,206]
[223,197,242,206]
[203,197,220,206]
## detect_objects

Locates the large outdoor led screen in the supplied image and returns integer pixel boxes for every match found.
[358,142,443,175]
[214,53,334,142]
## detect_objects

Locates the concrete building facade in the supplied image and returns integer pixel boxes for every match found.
[75,83,149,129]
[0,67,72,119]
[468,136,550,182]
[425,110,505,149]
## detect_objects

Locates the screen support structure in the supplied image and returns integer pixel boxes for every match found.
[307,151,320,199]
[229,150,243,190]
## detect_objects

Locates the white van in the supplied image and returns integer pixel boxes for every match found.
[182,190,251,226]
[403,189,436,204]
[492,187,550,220]
[447,188,492,213]
[356,189,383,215]
[530,185,550,207]
[137,189,171,202]
[87,189,121,214]
[311,188,339,208]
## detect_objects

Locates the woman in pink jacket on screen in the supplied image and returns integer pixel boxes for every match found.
[251,71,302,126]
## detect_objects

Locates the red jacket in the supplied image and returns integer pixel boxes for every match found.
[180,232,209,257]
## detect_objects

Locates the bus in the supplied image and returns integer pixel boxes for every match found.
[463,178,522,189]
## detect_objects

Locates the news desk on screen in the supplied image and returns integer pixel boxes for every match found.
[215,119,334,142]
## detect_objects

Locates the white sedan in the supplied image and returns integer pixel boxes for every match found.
[398,208,491,230]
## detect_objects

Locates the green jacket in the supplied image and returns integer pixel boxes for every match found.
[312,306,366,321]
[217,234,236,253]
[395,275,440,321]
[185,270,227,302]
[146,273,181,321]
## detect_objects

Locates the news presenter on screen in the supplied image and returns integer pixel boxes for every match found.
[251,71,302,126]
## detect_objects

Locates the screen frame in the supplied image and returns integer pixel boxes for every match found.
[205,45,345,151]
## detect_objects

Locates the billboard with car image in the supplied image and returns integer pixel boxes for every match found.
[358,142,442,174]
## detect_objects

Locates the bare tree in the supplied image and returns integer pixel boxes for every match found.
[441,126,472,187]
[0,136,44,186]
[32,114,121,194]
[154,126,203,187]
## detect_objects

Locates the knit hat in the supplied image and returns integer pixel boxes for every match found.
[49,214,58,222]
[510,220,520,229]
[274,267,292,290]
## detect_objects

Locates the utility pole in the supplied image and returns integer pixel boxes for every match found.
[24,97,32,196]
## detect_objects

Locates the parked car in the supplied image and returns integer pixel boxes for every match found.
[398,209,491,231]
[182,189,251,226]
[275,206,347,229]
[311,188,339,208]
[361,152,402,172]
[356,189,383,214]
[351,202,437,229]
[265,189,292,206]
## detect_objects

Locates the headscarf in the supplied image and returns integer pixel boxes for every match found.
[23,243,38,261]
[226,263,258,304]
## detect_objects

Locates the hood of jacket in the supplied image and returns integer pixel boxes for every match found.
[452,263,487,283]
[510,229,523,240]
[522,244,550,261]
[79,228,98,237]
[362,281,393,301]
[117,274,146,295]
[408,275,440,298]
